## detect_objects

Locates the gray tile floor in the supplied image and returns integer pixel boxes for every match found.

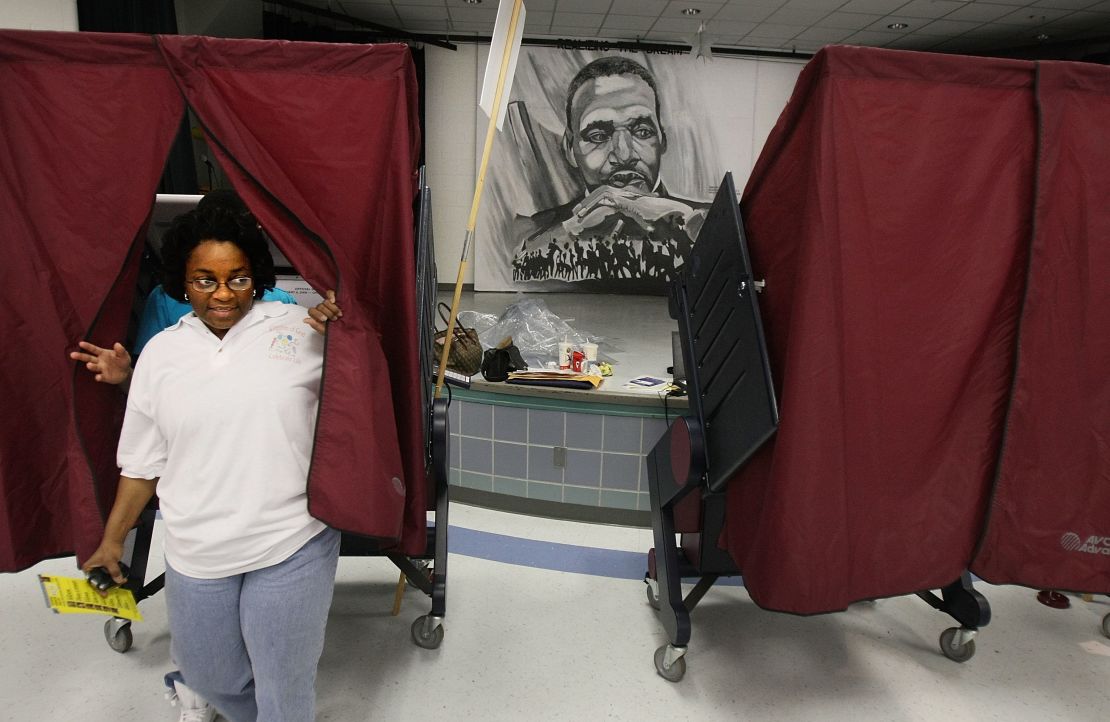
[3,504,1109,721]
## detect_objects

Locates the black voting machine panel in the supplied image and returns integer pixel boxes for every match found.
[674,172,779,494]
[99,170,451,653]
[644,172,779,680]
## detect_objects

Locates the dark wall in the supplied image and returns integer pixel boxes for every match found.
[77,0,177,34]
[77,0,198,195]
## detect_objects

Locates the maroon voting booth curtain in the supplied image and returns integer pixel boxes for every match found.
[0,30,423,572]
[971,61,1110,592]
[726,47,1040,614]
[726,47,1109,613]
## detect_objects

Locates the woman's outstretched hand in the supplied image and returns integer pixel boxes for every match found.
[70,341,132,385]
[305,290,342,335]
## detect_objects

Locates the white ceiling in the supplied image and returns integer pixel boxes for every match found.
[295,0,1110,56]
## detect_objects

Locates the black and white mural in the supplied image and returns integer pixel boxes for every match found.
[474,46,767,293]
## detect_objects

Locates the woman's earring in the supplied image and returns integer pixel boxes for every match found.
[253,289,258,298]
[184,293,189,301]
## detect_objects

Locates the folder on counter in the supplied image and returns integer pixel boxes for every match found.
[506,370,603,390]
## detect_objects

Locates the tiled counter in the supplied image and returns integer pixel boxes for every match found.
[437,290,685,525]
[446,384,686,526]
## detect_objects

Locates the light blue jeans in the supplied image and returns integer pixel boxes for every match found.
[165,527,340,722]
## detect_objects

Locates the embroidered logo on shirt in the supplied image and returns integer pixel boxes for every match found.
[268,333,299,362]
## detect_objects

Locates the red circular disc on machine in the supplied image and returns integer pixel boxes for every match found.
[1036,590,1071,609]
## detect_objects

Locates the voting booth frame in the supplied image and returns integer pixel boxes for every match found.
[644,43,1110,681]
[642,174,991,682]
[1,31,453,650]
[103,172,450,653]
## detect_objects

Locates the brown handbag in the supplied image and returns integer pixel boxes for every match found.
[434,302,483,376]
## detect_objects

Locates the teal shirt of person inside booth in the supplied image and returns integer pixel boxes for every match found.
[71,188,300,383]
[133,284,297,355]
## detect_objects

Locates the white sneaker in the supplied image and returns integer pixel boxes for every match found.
[166,680,217,722]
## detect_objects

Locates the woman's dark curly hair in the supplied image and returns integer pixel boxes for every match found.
[160,192,276,303]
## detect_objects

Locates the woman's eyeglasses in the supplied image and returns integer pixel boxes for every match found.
[188,276,253,294]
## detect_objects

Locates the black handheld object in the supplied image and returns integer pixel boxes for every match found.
[87,562,130,592]
[480,342,527,382]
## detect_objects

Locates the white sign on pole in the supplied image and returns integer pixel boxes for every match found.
[478,0,525,130]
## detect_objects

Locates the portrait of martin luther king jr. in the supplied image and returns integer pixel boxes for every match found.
[512,56,709,289]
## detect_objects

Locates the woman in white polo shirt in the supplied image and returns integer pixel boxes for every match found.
[82,201,343,722]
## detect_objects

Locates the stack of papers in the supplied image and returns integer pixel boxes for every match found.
[506,370,604,390]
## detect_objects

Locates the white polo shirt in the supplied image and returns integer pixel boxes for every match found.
[118,301,326,578]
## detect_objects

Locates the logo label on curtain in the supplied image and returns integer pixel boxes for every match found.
[1061,532,1110,555]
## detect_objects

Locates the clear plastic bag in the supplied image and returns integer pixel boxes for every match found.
[463,297,607,370]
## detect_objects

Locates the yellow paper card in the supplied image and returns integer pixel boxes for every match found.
[38,574,143,622]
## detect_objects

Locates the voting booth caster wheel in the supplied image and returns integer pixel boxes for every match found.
[939,627,976,663]
[1101,612,1109,639]
[644,578,660,611]
[411,614,444,649]
[654,644,687,682]
[104,617,133,653]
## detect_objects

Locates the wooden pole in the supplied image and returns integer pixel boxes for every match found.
[434,0,523,399]
[391,571,407,616]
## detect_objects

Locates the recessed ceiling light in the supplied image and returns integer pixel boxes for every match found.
[887,22,909,30]
[1036,32,1051,42]
[463,0,481,4]
[682,8,702,15]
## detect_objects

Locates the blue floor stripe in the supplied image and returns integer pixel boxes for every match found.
[447,525,648,580]
[446,525,743,585]
[158,513,738,584]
